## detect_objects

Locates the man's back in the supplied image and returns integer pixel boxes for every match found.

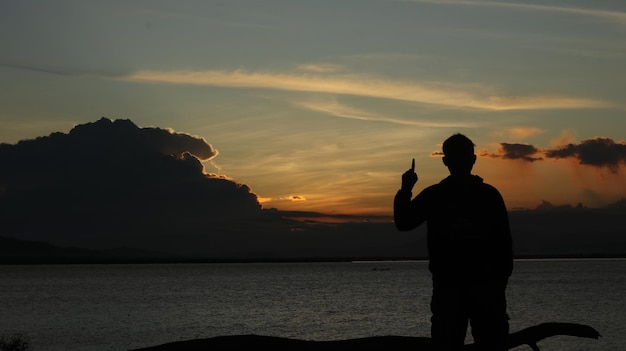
[418,174,513,286]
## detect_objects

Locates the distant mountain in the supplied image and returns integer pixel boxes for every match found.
[0,235,101,263]
[0,236,167,264]
[2,202,626,263]
[509,205,626,258]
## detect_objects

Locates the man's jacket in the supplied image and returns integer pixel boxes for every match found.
[394,174,513,286]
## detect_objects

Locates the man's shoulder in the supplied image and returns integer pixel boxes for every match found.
[480,181,502,193]
[421,182,444,193]
[477,182,506,203]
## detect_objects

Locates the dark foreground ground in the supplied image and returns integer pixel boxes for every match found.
[130,323,600,351]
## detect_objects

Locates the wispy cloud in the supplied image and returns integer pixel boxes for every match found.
[3,62,615,111]
[493,127,545,140]
[297,63,344,73]
[408,0,626,23]
[258,195,307,204]
[486,95,612,110]
[295,99,477,127]
[119,69,615,111]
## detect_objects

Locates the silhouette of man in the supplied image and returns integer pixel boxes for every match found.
[394,133,513,351]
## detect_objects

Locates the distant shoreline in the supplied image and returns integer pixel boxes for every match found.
[2,254,625,265]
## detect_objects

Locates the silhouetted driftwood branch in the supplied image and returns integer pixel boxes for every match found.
[504,323,600,351]
[130,322,600,351]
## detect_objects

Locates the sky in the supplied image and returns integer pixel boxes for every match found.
[2,0,626,216]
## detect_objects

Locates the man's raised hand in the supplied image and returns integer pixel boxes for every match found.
[401,158,418,192]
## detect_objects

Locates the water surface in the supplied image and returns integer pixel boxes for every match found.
[1,259,623,350]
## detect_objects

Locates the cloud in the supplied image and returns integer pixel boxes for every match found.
[295,99,478,127]
[259,195,307,204]
[62,119,219,162]
[285,195,306,201]
[484,143,543,162]
[3,62,616,111]
[485,95,612,110]
[546,137,626,172]
[495,127,545,140]
[118,69,615,111]
[0,118,262,245]
[484,137,626,172]
[550,130,578,148]
[409,0,626,24]
[297,63,344,73]
[140,127,218,161]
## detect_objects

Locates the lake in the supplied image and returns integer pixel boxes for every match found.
[1,259,624,350]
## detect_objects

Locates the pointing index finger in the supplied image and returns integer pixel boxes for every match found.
[411,158,415,171]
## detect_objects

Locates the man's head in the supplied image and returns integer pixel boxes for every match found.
[442,133,476,175]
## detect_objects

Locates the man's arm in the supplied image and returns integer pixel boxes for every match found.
[393,159,425,231]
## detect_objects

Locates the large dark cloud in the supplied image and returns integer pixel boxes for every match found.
[0,117,262,246]
[545,137,626,172]
[499,143,543,162]
[485,137,626,171]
